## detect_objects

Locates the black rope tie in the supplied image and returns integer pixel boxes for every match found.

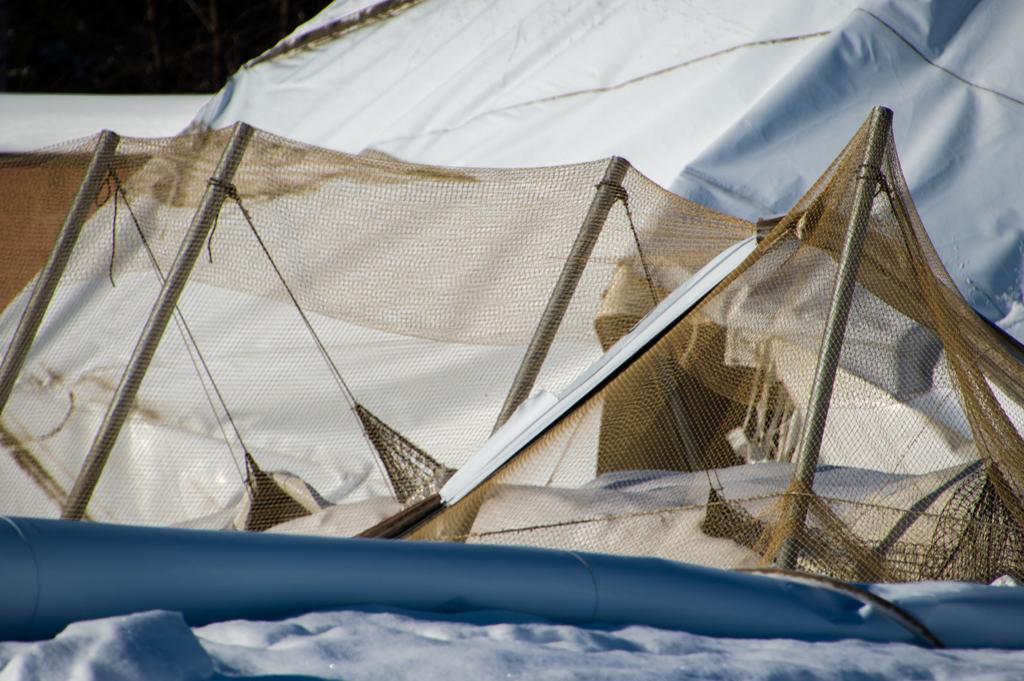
[207,213,220,263]
[115,182,148,252]
[95,169,115,208]
[875,172,892,200]
[106,170,153,287]
[108,187,119,287]
[206,178,240,263]
[99,169,120,287]
[596,179,626,199]
[857,162,890,200]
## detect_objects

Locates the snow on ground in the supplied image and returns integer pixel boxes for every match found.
[3,607,1024,681]
[0,94,207,153]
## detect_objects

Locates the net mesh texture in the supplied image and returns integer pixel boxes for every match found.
[410,114,1024,585]
[6,115,1023,586]
[0,127,747,534]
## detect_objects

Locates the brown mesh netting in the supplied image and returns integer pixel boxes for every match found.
[0,127,747,532]
[409,109,1024,584]
[354,404,452,504]
[242,451,317,532]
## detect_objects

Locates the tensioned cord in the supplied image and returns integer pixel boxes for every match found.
[610,180,725,494]
[103,170,250,490]
[209,179,393,489]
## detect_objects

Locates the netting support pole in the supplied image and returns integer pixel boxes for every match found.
[777,106,892,570]
[493,156,630,432]
[0,131,121,418]
[62,123,253,521]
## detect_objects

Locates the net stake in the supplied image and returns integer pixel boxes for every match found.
[776,106,893,570]
[62,123,253,521]
[0,131,121,418]
[493,156,631,432]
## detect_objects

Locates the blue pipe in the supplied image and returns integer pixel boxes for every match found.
[0,516,1011,646]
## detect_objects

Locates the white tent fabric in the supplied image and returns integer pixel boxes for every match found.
[196,0,856,189]
[195,0,1024,341]
[670,2,1024,334]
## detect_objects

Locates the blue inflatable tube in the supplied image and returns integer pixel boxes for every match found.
[0,516,1018,647]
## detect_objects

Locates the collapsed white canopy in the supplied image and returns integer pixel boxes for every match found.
[196,0,1024,340]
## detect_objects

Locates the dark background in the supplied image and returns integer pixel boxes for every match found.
[1,0,334,93]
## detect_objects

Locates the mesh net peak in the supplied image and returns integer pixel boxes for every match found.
[776,106,893,570]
